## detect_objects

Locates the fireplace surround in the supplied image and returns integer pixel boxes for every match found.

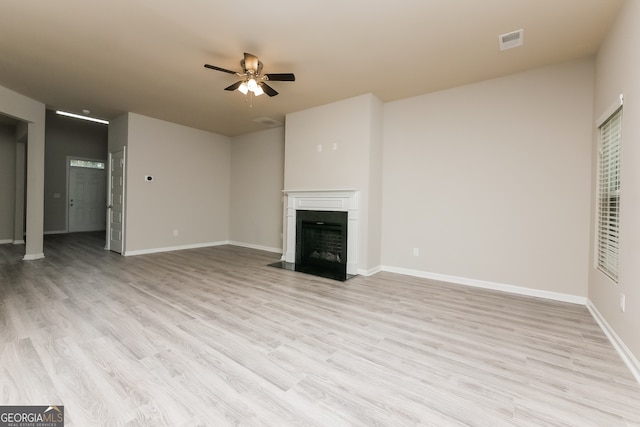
[282,190,359,279]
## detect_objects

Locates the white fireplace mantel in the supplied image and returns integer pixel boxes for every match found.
[283,189,359,275]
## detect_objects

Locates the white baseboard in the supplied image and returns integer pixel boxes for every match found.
[229,241,282,254]
[13,240,25,245]
[380,265,587,305]
[359,265,382,277]
[587,300,640,384]
[377,266,639,385]
[23,253,45,261]
[44,230,68,235]
[124,240,229,256]
[0,239,13,244]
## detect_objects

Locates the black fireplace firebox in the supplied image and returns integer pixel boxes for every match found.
[295,210,348,281]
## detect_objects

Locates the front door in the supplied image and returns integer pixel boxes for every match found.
[107,148,125,254]
[68,166,106,232]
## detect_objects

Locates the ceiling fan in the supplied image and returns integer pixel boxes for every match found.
[204,52,295,97]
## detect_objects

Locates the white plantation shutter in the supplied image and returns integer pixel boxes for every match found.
[597,107,622,281]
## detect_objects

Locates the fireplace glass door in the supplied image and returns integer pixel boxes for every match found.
[295,210,348,280]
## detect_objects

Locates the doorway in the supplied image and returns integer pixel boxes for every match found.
[67,157,106,233]
[106,148,125,254]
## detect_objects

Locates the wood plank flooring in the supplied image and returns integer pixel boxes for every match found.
[1,232,640,426]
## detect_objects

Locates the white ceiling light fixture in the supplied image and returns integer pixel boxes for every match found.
[499,29,524,51]
[240,76,263,97]
[56,110,109,125]
[247,77,258,92]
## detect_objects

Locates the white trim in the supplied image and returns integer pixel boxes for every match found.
[375,266,639,385]
[23,253,45,261]
[283,188,358,194]
[12,239,25,245]
[380,265,587,305]
[44,230,68,235]
[106,147,126,254]
[0,239,13,244]
[587,299,640,384]
[595,93,624,127]
[283,189,359,275]
[359,265,382,276]
[44,230,106,235]
[121,147,126,254]
[229,241,282,254]
[124,240,229,256]
[106,150,114,251]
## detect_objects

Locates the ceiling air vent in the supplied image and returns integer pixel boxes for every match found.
[498,29,524,51]
[252,117,282,127]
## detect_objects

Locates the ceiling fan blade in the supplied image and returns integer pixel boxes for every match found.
[204,64,237,75]
[265,73,296,81]
[260,83,279,97]
[224,81,243,91]
[243,52,260,72]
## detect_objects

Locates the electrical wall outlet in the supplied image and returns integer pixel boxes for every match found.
[173,229,179,237]
[413,247,419,256]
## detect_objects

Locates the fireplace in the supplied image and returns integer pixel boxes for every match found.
[295,210,347,280]
[270,189,359,281]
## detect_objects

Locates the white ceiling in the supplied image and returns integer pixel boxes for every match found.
[0,0,624,137]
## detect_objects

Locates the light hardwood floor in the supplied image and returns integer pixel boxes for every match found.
[1,232,639,426]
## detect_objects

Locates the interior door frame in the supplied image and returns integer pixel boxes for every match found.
[105,147,126,253]
[66,155,107,233]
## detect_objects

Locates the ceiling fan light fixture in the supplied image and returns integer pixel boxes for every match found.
[205,53,295,99]
[247,78,258,92]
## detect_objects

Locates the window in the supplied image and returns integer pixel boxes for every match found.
[69,159,105,169]
[597,106,622,281]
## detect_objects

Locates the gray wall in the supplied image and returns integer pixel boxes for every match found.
[124,113,231,254]
[0,85,46,259]
[230,126,285,252]
[590,0,640,372]
[382,59,593,298]
[0,124,16,241]
[284,93,384,272]
[44,109,108,233]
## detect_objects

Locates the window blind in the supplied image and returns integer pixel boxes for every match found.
[597,107,622,281]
